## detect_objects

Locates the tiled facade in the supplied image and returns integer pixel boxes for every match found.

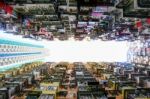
[0,38,49,71]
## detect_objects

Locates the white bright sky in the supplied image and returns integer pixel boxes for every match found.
[0,30,129,62]
[45,40,129,62]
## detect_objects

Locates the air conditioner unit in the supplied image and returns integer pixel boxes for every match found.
[0,9,5,14]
